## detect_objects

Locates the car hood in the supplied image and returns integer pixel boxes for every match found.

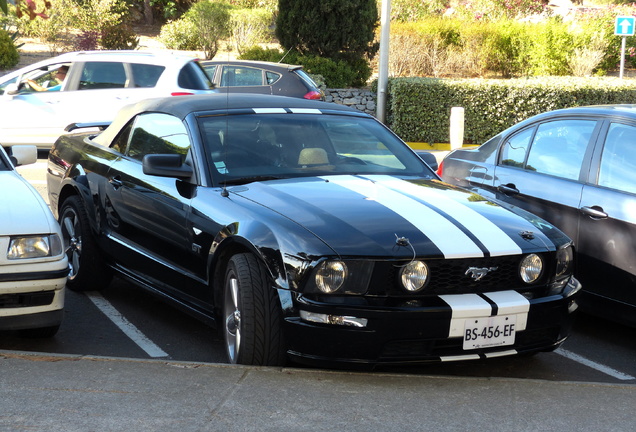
[0,171,59,235]
[230,174,558,259]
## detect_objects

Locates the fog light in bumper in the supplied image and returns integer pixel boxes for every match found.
[300,310,368,328]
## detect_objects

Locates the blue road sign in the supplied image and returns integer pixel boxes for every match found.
[615,16,635,36]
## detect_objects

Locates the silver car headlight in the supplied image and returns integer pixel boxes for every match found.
[7,234,63,259]
[315,261,348,293]
[519,253,543,284]
[400,260,429,292]
[556,245,574,278]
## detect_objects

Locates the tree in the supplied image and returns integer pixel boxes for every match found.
[275,0,378,61]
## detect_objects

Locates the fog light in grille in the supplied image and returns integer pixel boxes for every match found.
[519,254,543,283]
[399,260,429,292]
[300,310,368,328]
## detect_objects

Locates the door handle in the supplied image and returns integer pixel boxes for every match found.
[580,206,608,220]
[108,176,123,189]
[497,183,519,195]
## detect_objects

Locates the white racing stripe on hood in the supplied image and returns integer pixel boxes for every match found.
[322,175,484,258]
[367,175,523,257]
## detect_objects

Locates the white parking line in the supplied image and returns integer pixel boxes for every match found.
[86,291,169,358]
[555,348,635,381]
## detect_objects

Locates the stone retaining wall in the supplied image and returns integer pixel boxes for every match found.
[324,88,377,116]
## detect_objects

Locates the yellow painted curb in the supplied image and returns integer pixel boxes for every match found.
[406,143,479,151]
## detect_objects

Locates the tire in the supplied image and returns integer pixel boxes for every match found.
[19,324,60,339]
[223,253,286,366]
[59,196,112,291]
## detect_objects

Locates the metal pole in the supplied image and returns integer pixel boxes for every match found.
[620,36,626,79]
[376,0,391,123]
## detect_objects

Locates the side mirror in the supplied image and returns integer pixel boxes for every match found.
[8,145,38,167]
[142,154,193,179]
[415,151,439,172]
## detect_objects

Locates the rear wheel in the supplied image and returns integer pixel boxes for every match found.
[59,196,112,291]
[223,253,286,366]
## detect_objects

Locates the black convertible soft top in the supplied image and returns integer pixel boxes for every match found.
[93,93,362,147]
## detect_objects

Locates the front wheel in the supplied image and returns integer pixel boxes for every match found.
[59,196,112,291]
[223,253,286,366]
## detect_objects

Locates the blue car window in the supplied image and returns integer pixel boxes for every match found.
[500,127,534,168]
[130,63,165,88]
[598,123,636,195]
[79,62,127,90]
[525,119,595,180]
[221,66,263,87]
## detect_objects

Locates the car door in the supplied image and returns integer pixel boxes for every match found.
[578,121,636,313]
[104,113,208,301]
[491,118,600,244]
[65,61,167,123]
[0,62,73,147]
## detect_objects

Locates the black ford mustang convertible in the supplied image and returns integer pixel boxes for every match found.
[47,94,580,367]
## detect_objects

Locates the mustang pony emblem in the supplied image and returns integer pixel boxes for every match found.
[465,266,498,281]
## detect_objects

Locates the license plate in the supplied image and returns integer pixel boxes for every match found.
[463,315,517,350]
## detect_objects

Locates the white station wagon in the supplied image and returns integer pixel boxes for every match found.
[0,50,215,149]
[0,144,68,337]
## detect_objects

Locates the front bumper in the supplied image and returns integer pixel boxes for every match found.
[0,260,68,331]
[284,277,580,367]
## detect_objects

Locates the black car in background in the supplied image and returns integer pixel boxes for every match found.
[201,60,324,100]
[439,105,636,326]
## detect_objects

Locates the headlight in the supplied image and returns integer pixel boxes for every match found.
[7,234,63,260]
[400,260,429,292]
[556,245,574,278]
[519,253,543,284]
[315,261,347,293]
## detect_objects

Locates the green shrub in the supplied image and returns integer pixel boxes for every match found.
[187,0,231,59]
[159,0,231,58]
[524,19,573,76]
[0,29,19,70]
[101,24,140,50]
[239,46,286,62]
[159,18,200,50]
[239,46,366,88]
[229,7,272,55]
[386,77,636,144]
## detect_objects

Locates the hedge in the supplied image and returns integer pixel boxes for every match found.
[386,77,636,144]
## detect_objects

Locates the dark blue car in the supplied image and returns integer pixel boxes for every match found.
[439,105,636,326]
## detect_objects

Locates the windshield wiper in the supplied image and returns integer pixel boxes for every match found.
[222,175,287,185]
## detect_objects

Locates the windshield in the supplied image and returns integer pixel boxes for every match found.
[197,113,434,185]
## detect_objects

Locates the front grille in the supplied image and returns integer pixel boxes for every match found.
[368,255,550,297]
[0,291,55,308]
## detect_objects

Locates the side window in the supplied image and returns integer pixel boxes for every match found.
[266,71,281,85]
[221,66,263,87]
[79,62,127,90]
[204,64,217,81]
[598,123,636,194]
[130,63,165,88]
[500,128,534,168]
[525,120,596,180]
[127,113,190,162]
[110,121,133,154]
